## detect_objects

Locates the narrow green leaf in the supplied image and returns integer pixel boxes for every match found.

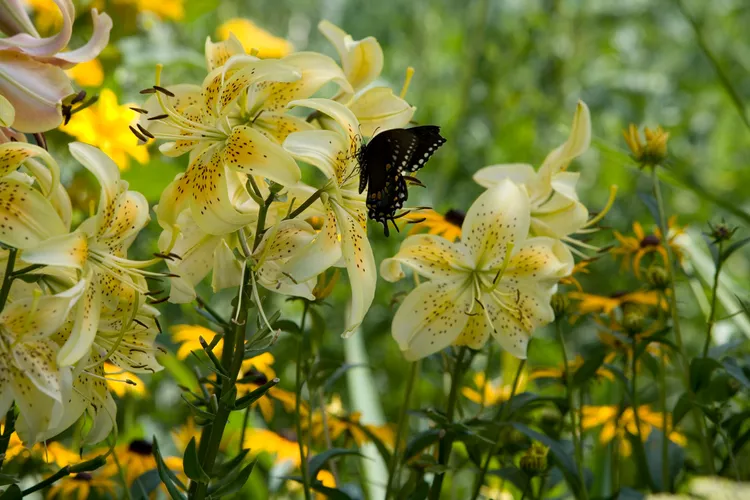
[180,394,215,420]
[213,449,251,478]
[130,470,161,499]
[0,484,20,500]
[403,429,442,461]
[487,466,530,492]
[406,479,429,500]
[208,460,257,497]
[689,357,723,393]
[572,351,607,388]
[183,437,210,483]
[69,454,107,473]
[720,236,750,264]
[0,474,17,486]
[153,437,187,498]
[233,377,280,410]
[308,448,363,479]
[672,393,692,427]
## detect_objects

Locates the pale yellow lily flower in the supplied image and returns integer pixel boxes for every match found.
[382,180,574,360]
[22,143,157,367]
[473,101,592,241]
[318,20,415,137]
[61,89,149,170]
[0,279,85,443]
[0,0,112,132]
[282,98,377,337]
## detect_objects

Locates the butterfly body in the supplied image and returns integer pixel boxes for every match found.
[357,126,446,235]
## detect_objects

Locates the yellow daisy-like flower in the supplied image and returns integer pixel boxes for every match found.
[581,405,685,457]
[530,354,615,383]
[559,260,593,292]
[171,324,223,360]
[568,290,664,316]
[114,439,183,486]
[305,395,395,449]
[401,209,463,242]
[611,218,685,279]
[462,372,528,407]
[24,0,63,34]
[47,470,117,500]
[217,19,292,58]
[135,0,184,21]
[60,89,149,170]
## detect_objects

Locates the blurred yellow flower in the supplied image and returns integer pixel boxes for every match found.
[104,362,146,397]
[67,59,104,87]
[25,0,63,33]
[462,372,528,407]
[47,470,117,500]
[60,89,148,170]
[611,218,684,279]
[401,209,463,242]
[581,405,685,456]
[0,428,80,467]
[559,260,593,292]
[135,0,184,21]
[305,395,395,448]
[216,19,292,58]
[245,428,303,467]
[568,290,664,316]
[171,324,223,360]
[530,355,615,383]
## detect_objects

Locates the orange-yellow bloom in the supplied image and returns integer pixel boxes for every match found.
[216,19,292,58]
[171,324,223,360]
[400,209,463,242]
[530,355,615,383]
[610,218,684,278]
[462,372,528,407]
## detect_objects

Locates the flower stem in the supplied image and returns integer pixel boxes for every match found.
[0,247,18,313]
[317,388,340,485]
[287,189,323,221]
[556,320,588,500]
[703,241,724,358]
[191,264,252,500]
[470,359,526,500]
[651,167,715,473]
[295,302,312,500]
[385,361,420,499]
[429,347,468,500]
[630,336,657,492]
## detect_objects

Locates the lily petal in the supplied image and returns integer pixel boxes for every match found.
[331,202,376,337]
[472,163,536,190]
[282,207,343,283]
[0,51,73,132]
[380,234,471,282]
[212,238,242,292]
[348,87,415,137]
[462,180,530,270]
[224,125,301,185]
[392,278,473,361]
[282,129,343,180]
[205,33,246,71]
[0,178,67,248]
[288,98,359,155]
[57,274,102,366]
[539,100,591,176]
[20,231,88,269]
[254,112,314,143]
[318,20,383,92]
[0,141,60,193]
[504,237,574,285]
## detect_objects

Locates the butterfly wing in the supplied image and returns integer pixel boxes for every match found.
[401,125,446,173]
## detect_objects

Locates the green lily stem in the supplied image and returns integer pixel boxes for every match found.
[703,241,724,358]
[253,191,276,251]
[0,247,18,313]
[295,302,312,500]
[317,388,340,485]
[385,361,420,499]
[0,406,17,471]
[650,167,716,474]
[429,347,468,500]
[470,359,527,500]
[630,336,657,492]
[556,320,588,500]
[286,189,323,221]
[191,265,252,500]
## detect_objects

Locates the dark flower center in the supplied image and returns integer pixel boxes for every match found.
[128,439,153,456]
[242,369,268,385]
[640,234,661,247]
[73,472,93,481]
[444,209,465,228]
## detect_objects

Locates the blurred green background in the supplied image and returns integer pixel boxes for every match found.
[32,0,750,495]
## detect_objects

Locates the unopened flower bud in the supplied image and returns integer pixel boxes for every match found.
[622,309,645,334]
[519,442,549,476]
[551,293,569,319]
[646,266,669,290]
[623,124,669,169]
[707,221,737,244]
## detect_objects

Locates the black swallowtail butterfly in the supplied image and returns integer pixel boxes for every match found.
[357,126,446,236]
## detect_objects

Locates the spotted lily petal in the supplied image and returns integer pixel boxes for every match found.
[462,180,530,270]
[205,33,246,71]
[0,177,67,248]
[282,207,343,283]
[20,231,88,269]
[393,278,473,361]
[380,234,471,282]
[282,129,344,180]
[57,273,102,366]
[0,141,60,193]
[224,125,301,185]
